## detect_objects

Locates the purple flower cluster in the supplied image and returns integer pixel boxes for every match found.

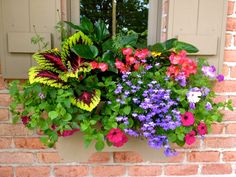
[114,70,181,156]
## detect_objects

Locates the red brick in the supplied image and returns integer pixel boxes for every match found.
[202,164,232,174]
[203,137,236,148]
[224,50,236,62]
[211,123,224,134]
[88,152,111,163]
[54,166,88,177]
[128,166,161,176]
[225,34,233,47]
[223,151,236,162]
[16,167,50,177]
[187,151,220,162]
[226,123,236,134]
[0,94,10,107]
[0,152,34,164]
[227,18,236,31]
[164,165,198,176]
[222,64,230,76]
[113,151,143,163]
[0,124,33,136]
[14,137,46,149]
[151,152,185,163]
[228,1,235,15]
[222,110,236,121]
[0,109,8,121]
[0,167,13,177]
[92,166,125,177]
[37,152,61,163]
[230,67,236,78]
[212,95,227,104]
[0,138,12,149]
[214,81,236,92]
[229,96,236,107]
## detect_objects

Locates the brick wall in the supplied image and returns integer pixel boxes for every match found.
[0,1,236,176]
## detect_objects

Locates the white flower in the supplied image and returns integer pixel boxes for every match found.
[187,91,202,103]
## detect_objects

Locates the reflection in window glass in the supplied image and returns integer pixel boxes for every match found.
[80,0,149,34]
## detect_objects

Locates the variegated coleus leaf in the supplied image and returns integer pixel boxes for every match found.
[70,89,101,112]
[33,49,68,73]
[61,31,93,72]
[29,67,69,89]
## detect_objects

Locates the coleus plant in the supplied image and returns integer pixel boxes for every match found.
[9,18,233,155]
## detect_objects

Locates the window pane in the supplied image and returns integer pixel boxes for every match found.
[80,0,149,34]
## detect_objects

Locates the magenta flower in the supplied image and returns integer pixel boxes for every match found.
[181,112,195,126]
[21,116,30,125]
[201,65,216,78]
[106,128,128,147]
[216,74,224,82]
[122,48,133,56]
[197,122,207,135]
[185,130,196,145]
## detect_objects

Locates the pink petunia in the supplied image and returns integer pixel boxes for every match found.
[98,63,108,72]
[185,130,196,145]
[122,48,133,56]
[181,112,195,126]
[197,122,208,135]
[58,128,80,137]
[106,128,128,147]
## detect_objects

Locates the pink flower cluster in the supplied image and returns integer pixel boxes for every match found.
[90,61,108,72]
[115,48,149,73]
[167,50,197,78]
[181,112,207,145]
[106,128,128,147]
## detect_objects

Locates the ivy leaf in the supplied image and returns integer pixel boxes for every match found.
[123,106,131,115]
[48,111,58,120]
[72,45,98,59]
[95,140,105,151]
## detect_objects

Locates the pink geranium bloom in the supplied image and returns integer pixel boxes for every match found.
[126,55,136,65]
[185,130,196,145]
[134,48,149,59]
[169,50,186,65]
[122,48,133,56]
[181,112,195,126]
[115,59,128,73]
[106,128,128,147]
[90,61,99,69]
[197,122,208,135]
[98,63,108,72]
[166,65,180,78]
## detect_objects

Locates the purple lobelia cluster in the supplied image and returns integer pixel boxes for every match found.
[114,69,181,156]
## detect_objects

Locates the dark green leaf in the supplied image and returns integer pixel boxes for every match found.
[123,106,131,115]
[94,20,109,42]
[72,45,98,59]
[163,38,177,50]
[174,41,199,53]
[151,42,164,52]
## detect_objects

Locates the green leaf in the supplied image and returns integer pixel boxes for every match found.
[168,133,177,142]
[123,106,131,115]
[118,33,138,47]
[72,45,98,59]
[64,21,81,31]
[102,51,118,73]
[151,42,164,52]
[163,38,177,50]
[79,17,94,34]
[94,20,109,42]
[48,111,58,120]
[102,39,114,51]
[177,133,185,141]
[64,113,72,121]
[95,140,105,151]
[174,41,199,53]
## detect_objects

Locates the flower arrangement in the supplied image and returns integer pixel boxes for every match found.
[9,18,232,156]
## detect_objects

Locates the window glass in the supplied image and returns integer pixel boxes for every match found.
[80,0,149,34]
